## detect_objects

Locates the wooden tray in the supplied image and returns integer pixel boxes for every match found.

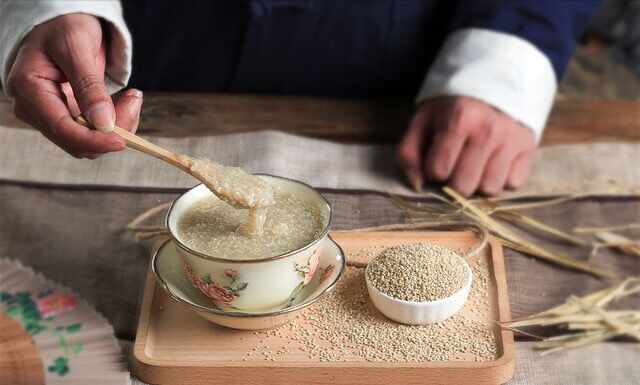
[134,231,515,384]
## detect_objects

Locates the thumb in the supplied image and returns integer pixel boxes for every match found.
[50,40,115,133]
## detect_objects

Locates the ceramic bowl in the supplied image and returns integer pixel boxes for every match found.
[166,175,332,312]
[365,254,472,325]
[152,237,345,330]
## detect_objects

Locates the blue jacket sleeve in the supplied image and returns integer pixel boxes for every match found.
[447,0,601,79]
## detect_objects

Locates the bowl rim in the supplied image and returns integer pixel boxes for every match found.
[166,174,333,264]
[365,254,473,307]
[152,236,346,318]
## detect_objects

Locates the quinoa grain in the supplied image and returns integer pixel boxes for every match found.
[366,243,469,301]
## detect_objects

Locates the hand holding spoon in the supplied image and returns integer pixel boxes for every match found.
[75,116,274,211]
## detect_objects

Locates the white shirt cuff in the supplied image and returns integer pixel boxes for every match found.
[0,0,132,97]
[416,28,557,143]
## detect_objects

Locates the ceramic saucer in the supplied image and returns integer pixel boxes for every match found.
[152,237,345,330]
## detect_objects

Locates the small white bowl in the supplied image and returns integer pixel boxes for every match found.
[365,257,472,325]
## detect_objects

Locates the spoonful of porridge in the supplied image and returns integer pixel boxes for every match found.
[76,116,274,234]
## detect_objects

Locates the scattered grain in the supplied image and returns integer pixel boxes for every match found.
[246,244,496,363]
[366,243,470,301]
[241,245,496,364]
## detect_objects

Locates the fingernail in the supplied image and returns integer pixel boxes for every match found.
[405,169,423,193]
[88,103,115,133]
[108,138,125,151]
[412,177,423,193]
[129,95,143,116]
[510,177,524,189]
[484,186,499,196]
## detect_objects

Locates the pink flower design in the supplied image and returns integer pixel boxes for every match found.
[36,290,77,318]
[199,282,236,304]
[303,249,320,286]
[319,265,335,283]
[181,256,237,305]
[224,269,239,280]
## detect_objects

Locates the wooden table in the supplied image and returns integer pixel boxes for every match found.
[1,93,638,145]
[0,92,638,385]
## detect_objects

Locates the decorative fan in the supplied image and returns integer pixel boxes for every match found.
[0,258,130,384]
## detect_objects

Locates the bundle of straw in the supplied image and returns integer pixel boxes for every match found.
[391,187,618,278]
[504,277,640,355]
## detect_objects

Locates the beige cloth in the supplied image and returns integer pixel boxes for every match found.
[1,125,638,195]
[511,342,639,385]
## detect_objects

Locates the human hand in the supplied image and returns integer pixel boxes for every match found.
[396,96,536,196]
[6,13,142,159]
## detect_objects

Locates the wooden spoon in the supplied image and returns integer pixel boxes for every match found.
[76,115,191,173]
[75,116,260,209]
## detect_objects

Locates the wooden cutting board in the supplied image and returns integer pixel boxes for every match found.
[133,231,515,384]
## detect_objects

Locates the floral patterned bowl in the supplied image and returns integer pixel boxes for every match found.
[166,176,332,312]
[152,237,345,330]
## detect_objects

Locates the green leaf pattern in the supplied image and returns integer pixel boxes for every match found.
[48,356,69,375]
[1,290,84,377]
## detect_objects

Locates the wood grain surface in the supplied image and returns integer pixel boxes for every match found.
[133,231,515,385]
[1,93,637,145]
[0,313,45,385]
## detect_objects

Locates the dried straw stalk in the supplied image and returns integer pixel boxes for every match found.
[126,202,172,240]
[342,221,489,268]
[391,188,614,277]
[574,223,640,233]
[591,232,640,258]
[441,187,613,278]
[470,179,639,203]
[479,201,586,246]
[504,277,640,355]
